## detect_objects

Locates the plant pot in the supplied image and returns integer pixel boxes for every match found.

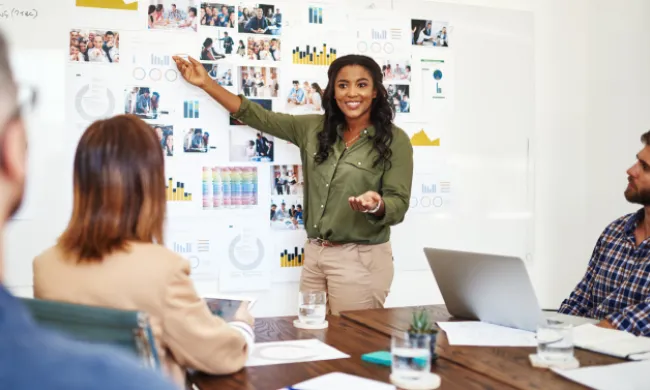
[408,331,439,363]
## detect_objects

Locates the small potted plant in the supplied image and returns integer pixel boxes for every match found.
[408,308,439,362]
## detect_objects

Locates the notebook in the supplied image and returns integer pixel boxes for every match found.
[572,324,650,360]
[279,372,395,390]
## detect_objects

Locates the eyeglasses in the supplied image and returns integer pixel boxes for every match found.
[0,84,38,169]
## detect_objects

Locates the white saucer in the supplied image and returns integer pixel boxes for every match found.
[529,354,580,369]
[293,319,329,329]
[389,372,441,390]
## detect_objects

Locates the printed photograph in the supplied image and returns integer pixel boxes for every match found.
[238,66,279,98]
[270,196,304,230]
[380,59,411,83]
[203,63,234,86]
[230,128,275,162]
[270,165,304,196]
[124,86,168,120]
[411,20,449,47]
[200,32,235,60]
[183,128,217,153]
[151,124,174,156]
[200,3,236,28]
[386,84,410,113]
[230,99,271,125]
[238,4,282,35]
[69,29,120,63]
[147,1,198,32]
[242,36,281,61]
[285,79,324,114]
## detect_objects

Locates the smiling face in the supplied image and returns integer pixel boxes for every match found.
[625,145,650,206]
[333,65,377,121]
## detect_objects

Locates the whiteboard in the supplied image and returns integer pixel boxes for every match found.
[0,0,534,289]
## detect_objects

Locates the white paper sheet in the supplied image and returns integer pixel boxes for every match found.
[437,321,537,346]
[285,372,396,390]
[552,360,650,390]
[246,339,349,367]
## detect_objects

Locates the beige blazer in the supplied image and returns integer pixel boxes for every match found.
[33,242,251,387]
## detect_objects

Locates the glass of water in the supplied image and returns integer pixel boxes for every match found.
[537,318,574,361]
[298,291,326,325]
[391,332,431,381]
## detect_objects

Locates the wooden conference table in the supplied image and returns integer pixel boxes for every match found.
[191,306,625,390]
[341,305,626,390]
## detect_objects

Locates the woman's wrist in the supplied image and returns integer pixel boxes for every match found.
[368,198,382,214]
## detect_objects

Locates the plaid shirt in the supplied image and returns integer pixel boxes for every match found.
[559,209,650,336]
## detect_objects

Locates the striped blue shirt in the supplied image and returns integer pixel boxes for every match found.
[559,209,650,336]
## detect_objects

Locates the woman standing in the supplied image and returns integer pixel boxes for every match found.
[173,54,413,315]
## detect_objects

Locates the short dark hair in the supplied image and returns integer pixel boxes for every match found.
[642,131,650,145]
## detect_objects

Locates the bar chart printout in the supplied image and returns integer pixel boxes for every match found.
[167,177,192,201]
[280,246,304,268]
[292,43,337,66]
[184,100,199,118]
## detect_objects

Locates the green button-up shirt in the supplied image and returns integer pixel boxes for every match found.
[232,96,414,245]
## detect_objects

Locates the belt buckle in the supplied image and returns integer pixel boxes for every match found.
[315,238,331,247]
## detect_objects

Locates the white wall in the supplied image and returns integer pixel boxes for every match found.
[8,0,649,318]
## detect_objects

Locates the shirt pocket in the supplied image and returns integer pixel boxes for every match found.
[340,159,383,194]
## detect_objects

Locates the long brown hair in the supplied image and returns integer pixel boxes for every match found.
[58,115,166,262]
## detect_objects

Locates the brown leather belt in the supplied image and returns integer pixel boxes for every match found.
[308,238,344,247]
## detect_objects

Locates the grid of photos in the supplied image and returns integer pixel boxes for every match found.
[200,3,236,28]
[237,4,282,35]
[147,1,198,32]
[183,128,217,154]
[151,124,174,156]
[124,86,171,120]
[411,20,449,47]
[386,84,410,113]
[203,63,234,86]
[241,35,281,61]
[238,66,279,98]
[270,165,304,230]
[200,32,236,60]
[69,29,120,63]
[230,128,275,162]
[285,79,324,114]
[380,59,411,83]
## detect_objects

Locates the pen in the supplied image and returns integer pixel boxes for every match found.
[190,383,200,390]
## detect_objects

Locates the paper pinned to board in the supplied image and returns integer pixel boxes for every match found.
[437,321,537,346]
[552,360,650,390]
[246,339,349,367]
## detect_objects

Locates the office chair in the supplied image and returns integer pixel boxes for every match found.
[20,297,160,370]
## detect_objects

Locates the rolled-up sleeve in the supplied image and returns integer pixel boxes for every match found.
[161,260,251,375]
[366,128,413,227]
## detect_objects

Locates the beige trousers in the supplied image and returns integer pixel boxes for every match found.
[299,241,395,315]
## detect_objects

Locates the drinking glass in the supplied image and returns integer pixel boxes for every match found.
[537,318,574,361]
[391,332,431,381]
[298,291,326,325]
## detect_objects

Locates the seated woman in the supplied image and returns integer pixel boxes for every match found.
[32,114,254,387]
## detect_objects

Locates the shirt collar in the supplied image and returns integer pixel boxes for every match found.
[624,208,645,241]
[336,124,377,138]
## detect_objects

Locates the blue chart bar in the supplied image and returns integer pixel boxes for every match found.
[174,242,192,253]
[422,184,437,194]
[184,101,199,118]
[436,82,442,94]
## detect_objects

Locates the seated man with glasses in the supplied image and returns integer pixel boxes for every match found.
[559,130,650,336]
[0,33,176,389]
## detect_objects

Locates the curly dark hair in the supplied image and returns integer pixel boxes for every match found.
[315,54,395,169]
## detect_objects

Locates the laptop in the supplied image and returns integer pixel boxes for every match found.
[423,247,597,332]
